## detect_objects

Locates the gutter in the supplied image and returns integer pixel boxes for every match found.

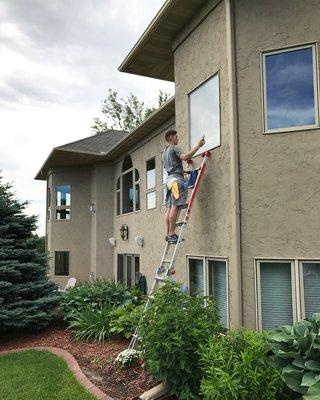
[225,0,242,328]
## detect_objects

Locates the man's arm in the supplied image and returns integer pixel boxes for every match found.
[179,137,205,161]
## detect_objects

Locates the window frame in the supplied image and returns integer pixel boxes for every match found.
[186,254,229,327]
[261,43,320,134]
[146,156,157,211]
[55,184,71,221]
[54,251,70,277]
[187,71,221,157]
[116,253,140,288]
[115,156,140,216]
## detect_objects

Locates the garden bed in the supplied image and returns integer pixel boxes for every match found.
[0,320,156,400]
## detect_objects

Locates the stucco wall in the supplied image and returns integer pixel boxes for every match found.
[235,0,320,328]
[49,166,92,286]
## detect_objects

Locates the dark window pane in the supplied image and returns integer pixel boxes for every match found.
[126,255,132,288]
[117,254,124,283]
[189,258,204,295]
[56,209,70,220]
[47,188,51,207]
[116,192,120,215]
[208,260,228,327]
[134,169,140,181]
[189,74,220,155]
[135,183,140,211]
[122,171,133,214]
[302,263,320,318]
[56,185,71,206]
[122,155,133,172]
[265,47,316,130]
[55,251,69,276]
[147,158,156,189]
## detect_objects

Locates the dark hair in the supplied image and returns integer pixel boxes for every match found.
[165,129,177,142]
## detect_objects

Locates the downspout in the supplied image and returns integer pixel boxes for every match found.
[225,0,242,328]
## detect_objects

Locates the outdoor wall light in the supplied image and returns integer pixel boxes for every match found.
[108,237,116,246]
[119,224,129,240]
[89,203,96,213]
[134,235,144,247]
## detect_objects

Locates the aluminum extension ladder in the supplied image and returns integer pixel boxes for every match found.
[128,151,211,350]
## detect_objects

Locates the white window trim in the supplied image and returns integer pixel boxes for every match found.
[261,43,319,134]
[187,70,221,157]
[186,254,229,328]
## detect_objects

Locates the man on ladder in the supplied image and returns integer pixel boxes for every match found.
[162,129,205,243]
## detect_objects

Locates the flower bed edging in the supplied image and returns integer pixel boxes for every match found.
[0,346,114,400]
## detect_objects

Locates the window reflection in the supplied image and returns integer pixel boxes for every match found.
[264,46,316,130]
[189,73,220,155]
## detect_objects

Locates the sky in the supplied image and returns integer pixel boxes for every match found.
[0,0,174,235]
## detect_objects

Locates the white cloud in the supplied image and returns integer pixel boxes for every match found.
[0,0,174,236]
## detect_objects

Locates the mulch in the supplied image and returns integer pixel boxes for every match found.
[0,320,157,400]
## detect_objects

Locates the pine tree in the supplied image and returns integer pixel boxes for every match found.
[0,176,60,333]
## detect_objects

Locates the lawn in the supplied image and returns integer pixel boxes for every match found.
[0,349,97,400]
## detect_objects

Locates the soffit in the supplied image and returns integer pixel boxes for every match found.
[119,0,208,81]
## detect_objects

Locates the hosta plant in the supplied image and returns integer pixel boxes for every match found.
[268,313,320,399]
[109,303,144,339]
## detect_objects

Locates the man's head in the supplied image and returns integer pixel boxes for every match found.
[165,129,178,145]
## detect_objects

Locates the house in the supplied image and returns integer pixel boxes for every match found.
[36,0,320,331]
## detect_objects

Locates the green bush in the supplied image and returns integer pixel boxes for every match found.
[60,279,133,320]
[200,329,286,400]
[268,314,320,399]
[67,306,111,342]
[139,281,222,400]
[110,303,144,339]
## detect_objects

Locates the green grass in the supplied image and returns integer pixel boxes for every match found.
[0,349,98,400]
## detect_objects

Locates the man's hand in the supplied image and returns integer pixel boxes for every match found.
[197,136,205,148]
[179,135,206,161]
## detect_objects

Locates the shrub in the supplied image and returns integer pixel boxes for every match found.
[139,281,222,400]
[268,314,320,399]
[110,303,144,339]
[60,279,133,320]
[200,329,286,400]
[67,306,111,342]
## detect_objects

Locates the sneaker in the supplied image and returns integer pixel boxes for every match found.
[167,234,178,243]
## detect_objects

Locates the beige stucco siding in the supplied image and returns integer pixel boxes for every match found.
[235,0,320,328]
[49,167,92,286]
[174,1,236,323]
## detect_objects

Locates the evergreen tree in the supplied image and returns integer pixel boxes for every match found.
[0,176,60,333]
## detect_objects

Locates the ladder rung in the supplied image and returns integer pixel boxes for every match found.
[148,295,155,300]
[175,221,186,226]
[155,276,167,282]
[162,259,172,263]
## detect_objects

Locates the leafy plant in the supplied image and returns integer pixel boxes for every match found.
[139,281,222,400]
[110,303,144,339]
[60,279,133,320]
[268,314,320,399]
[67,306,111,342]
[200,329,286,400]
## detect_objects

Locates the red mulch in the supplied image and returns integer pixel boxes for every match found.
[0,320,157,400]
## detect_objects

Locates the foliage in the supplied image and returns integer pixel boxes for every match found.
[200,329,286,400]
[115,349,142,369]
[110,303,144,339]
[60,279,134,320]
[92,89,171,134]
[139,281,222,400]
[268,314,320,400]
[67,306,111,342]
[0,176,60,333]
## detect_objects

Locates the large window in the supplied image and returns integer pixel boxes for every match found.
[117,254,140,288]
[262,44,318,132]
[189,73,220,156]
[146,157,156,210]
[188,256,228,327]
[56,185,71,220]
[55,251,69,276]
[162,153,168,205]
[116,155,140,215]
[256,259,320,330]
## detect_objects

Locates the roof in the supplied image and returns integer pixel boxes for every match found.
[35,97,175,180]
[119,0,208,81]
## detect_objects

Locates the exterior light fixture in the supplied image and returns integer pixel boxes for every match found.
[109,237,116,246]
[120,224,129,240]
[89,203,96,213]
[134,236,144,247]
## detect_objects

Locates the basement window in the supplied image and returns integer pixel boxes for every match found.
[55,251,69,276]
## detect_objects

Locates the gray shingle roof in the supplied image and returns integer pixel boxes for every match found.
[56,130,129,155]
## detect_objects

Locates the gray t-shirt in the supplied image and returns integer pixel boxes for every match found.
[162,145,184,177]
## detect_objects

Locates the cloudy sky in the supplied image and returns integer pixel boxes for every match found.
[0,0,174,235]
